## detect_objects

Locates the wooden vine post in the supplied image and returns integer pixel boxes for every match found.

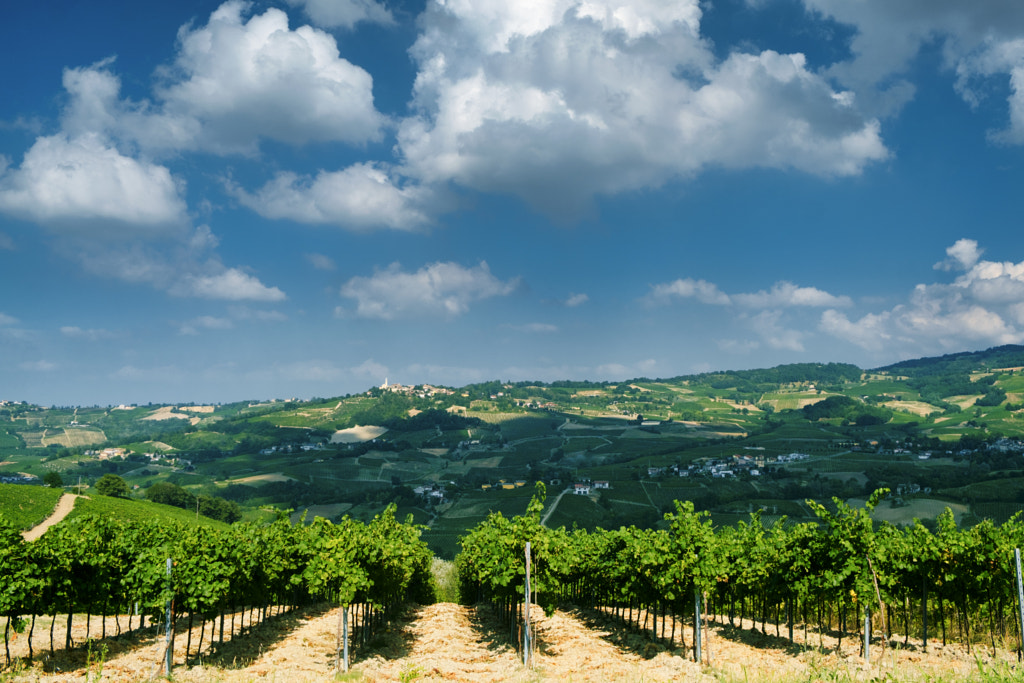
[1015,548,1024,661]
[165,558,174,677]
[524,542,532,668]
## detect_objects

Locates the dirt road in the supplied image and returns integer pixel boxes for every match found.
[21,493,77,541]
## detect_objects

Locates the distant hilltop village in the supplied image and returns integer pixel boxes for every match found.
[376,379,454,398]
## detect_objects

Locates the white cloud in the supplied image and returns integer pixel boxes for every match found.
[819,309,893,352]
[175,268,286,302]
[0,314,32,341]
[285,0,393,29]
[232,163,431,230]
[749,310,805,352]
[935,238,984,271]
[154,1,385,153]
[228,306,288,322]
[792,1,1024,140]
[732,281,853,308]
[340,261,518,319]
[646,277,849,309]
[565,293,589,307]
[397,0,887,217]
[19,360,57,372]
[50,231,286,303]
[821,239,1024,353]
[61,326,116,341]
[0,133,186,228]
[306,253,336,271]
[57,3,386,156]
[645,278,731,306]
[179,316,234,336]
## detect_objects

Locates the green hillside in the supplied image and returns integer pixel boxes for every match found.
[0,482,63,529]
[4,345,1024,551]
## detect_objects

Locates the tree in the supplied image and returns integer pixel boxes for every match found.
[95,473,129,498]
[43,471,64,488]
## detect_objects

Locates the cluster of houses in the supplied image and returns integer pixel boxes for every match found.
[413,483,448,503]
[259,442,326,455]
[513,399,560,411]
[86,447,130,460]
[992,438,1024,453]
[86,447,166,462]
[647,452,813,479]
[0,473,37,484]
[480,479,528,491]
[571,480,610,495]
[377,380,454,399]
[895,483,932,496]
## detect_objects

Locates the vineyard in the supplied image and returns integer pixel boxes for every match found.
[0,505,432,676]
[459,484,1024,669]
[6,487,1024,680]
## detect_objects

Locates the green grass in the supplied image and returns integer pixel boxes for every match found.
[0,483,64,529]
[66,494,232,529]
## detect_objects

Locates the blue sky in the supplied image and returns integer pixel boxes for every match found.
[2,0,1024,406]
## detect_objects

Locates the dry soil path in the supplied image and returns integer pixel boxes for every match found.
[2,602,1016,682]
[21,492,77,541]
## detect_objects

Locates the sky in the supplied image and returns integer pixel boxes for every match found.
[2,0,1024,406]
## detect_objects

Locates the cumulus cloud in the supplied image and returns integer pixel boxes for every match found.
[645,278,732,306]
[821,239,1024,353]
[179,316,234,336]
[791,1,1024,140]
[646,275,856,354]
[749,310,806,351]
[55,2,386,156]
[232,164,432,231]
[285,0,393,29]
[935,238,984,271]
[46,228,286,303]
[396,0,887,217]
[153,1,386,153]
[0,13,297,303]
[61,326,116,341]
[732,281,853,308]
[565,293,589,307]
[306,253,336,271]
[175,269,286,302]
[339,261,518,319]
[0,133,186,228]
[819,309,893,352]
[228,306,288,322]
[0,313,31,341]
[645,277,848,309]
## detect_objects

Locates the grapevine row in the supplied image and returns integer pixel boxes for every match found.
[0,505,432,670]
[457,484,1024,658]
